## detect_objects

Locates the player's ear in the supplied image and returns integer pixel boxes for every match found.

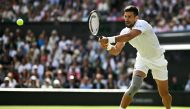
[135,15,139,20]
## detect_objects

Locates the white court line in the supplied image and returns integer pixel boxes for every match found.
[158,32,190,37]
[161,44,190,50]
[0,88,155,93]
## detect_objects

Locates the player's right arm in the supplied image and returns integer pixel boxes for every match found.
[99,40,125,56]
[109,42,125,56]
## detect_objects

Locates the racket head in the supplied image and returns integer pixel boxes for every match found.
[88,10,100,36]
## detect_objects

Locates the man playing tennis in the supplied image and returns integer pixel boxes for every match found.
[99,5,172,109]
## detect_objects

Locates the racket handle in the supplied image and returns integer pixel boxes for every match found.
[99,36,103,39]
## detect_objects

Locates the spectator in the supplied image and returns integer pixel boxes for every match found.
[117,73,131,89]
[47,30,59,53]
[106,73,117,89]
[67,60,81,81]
[97,0,110,14]
[41,78,53,88]
[15,78,28,88]
[185,74,190,92]
[53,79,62,88]
[170,76,183,91]
[56,69,66,85]
[92,72,105,89]
[79,76,92,89]
[141,81,153,90]
[32,63,45,82]
[28,75,40,88]
[0,77,12,88]
[64,75,79,88]
[0,64,6,84]
[7,72,17,88]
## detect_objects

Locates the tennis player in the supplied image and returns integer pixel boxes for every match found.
[99,5,172,109]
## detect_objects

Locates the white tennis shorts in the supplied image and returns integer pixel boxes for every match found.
[134,53,168,80]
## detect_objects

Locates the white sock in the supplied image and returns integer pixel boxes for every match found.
[119,107,125,109]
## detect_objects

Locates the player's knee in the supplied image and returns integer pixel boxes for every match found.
[125,75,143,97]
[125,85,139,97]
[158,88,171,98]
[159,91,170,97]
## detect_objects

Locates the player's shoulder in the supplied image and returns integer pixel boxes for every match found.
[134,19,152,30]
[121,27,130,31]
[136,19,149,26]
[120,27,130,35]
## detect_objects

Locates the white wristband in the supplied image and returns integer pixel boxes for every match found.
[107,36,116,43]
[107,43,113,50]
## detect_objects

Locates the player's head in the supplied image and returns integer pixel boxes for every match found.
[123,5,139,28]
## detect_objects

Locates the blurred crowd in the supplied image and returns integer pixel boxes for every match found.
[0,0,190,91]
[0,28,190,92]
[0,0,190,32]
[0,28,155,89]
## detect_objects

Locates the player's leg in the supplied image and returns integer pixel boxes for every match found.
[150,54,172,109]
[155,79,172,109]
[119,70,146,109]
[119,53,148,109]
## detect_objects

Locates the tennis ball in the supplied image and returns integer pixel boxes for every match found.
[16,18,24,26]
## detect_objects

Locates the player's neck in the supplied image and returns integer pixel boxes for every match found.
[130,20,138,29]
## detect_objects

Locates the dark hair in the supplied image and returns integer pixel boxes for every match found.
[124,5,139,16]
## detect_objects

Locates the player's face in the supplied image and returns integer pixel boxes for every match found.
[124,12,138,28]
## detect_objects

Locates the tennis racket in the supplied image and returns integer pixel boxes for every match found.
[88,10,102,38]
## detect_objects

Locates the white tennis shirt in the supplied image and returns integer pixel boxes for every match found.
[120,19,165,59]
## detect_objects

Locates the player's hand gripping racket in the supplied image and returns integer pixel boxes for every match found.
[88,10,102,39]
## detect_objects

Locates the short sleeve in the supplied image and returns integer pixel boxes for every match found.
[120,28,130,35]
[132,20,149,33]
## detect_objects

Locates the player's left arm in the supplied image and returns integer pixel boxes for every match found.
[99,29,141,44]
[108,42,125,56]
[99,38,125,56]
[115,29,141,43]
